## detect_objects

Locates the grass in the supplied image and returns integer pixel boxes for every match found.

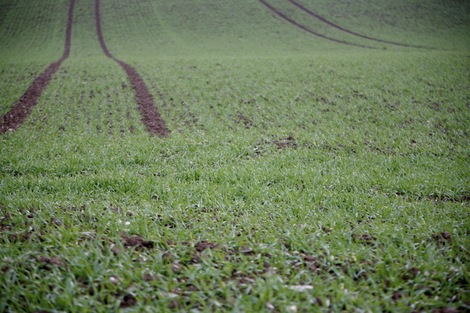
[278,0,470,50]
[1,0,469,312]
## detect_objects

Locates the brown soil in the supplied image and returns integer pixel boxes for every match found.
[120,294,138,308]
[258,0,376,49]
[0,0,75,134]
[431,308,459,313]
[272,135,297,149]
[428,193,470,203]
[194,241,219,252]
[120,233,155,250]
[95,0,169,137]
[352,233,377,245]
[236,113,253,129]
[37,256,67,269]
[431,232,452,247]
[287,0,434,49]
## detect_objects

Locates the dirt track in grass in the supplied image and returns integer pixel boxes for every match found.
[258,0,376,49]
[95,0,169,137]
[0,0,75,134]
[286,0,434,49]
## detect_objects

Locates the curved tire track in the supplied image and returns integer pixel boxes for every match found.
[287,0,434,49]
[0,0,75,134]
[95,0,169,137]
[258,0,377,49]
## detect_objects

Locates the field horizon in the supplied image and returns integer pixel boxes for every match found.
[1,0,469,312]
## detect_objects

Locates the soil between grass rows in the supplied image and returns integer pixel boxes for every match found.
[95,0,169,137]
[286,0,435,49]
[0,0,76,134]
[258,0,377,49]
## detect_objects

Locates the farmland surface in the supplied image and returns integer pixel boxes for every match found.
[1,0,469,312]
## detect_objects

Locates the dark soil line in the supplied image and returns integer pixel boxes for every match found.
[258,0,377,49]
[95,0,169,137]
[287,0,436,49]
[0,0,75,134]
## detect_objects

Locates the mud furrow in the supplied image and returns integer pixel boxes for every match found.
[0,0,75,134]
[258,0,376,49]
[95,0,169,137]
[287,0,433,49]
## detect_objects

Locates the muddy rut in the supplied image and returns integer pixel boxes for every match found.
[0,0,76,134]
[287,0,433,49]
[258,0,377,49]
[95,0,169,137]
[1,0,169,137]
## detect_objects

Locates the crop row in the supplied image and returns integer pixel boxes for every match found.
[1,0,468,138]
[0,0,74,134]
[0,0,168,137]
[23,62,143,137]
[94,0,169,136]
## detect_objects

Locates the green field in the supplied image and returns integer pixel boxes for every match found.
[1,0,469,312]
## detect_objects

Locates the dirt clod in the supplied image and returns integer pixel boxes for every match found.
[392,291,402,301]
[168,299,181,309]
[431,308,459,313]
[120,294,137,308]
[143,272,155,282]
[431,232,452,246]
[236,113,253,129]
[162,252,175,263]
[171,263,182,273]
[272,135,297,150]
[240,245,255,255]
[50,218,62,226]
[402,267,420,280]
[195,241,218,252]
[8,231,32,243]
[121,233,154,250]
[352,233,376,245]
[38,256,67,269]
[428,194,470,203]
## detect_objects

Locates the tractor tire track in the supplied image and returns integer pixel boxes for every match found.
[95,0,169,137]
[258,0,377,49]
[287,0,434,49]
[0,0,75,134]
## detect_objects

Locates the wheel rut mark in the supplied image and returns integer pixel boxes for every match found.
[95,0,169,137]
[0,0,76,134]
[287,0,435,49]
[258,0,377,49]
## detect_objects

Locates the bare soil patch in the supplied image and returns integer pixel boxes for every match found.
[235,113,254,129]
[120,294,138,308]
[430,232,452,247]
[37,256,67,270]
[120,233,155,250]
[0,0,76,134]
[272,135,297,150]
